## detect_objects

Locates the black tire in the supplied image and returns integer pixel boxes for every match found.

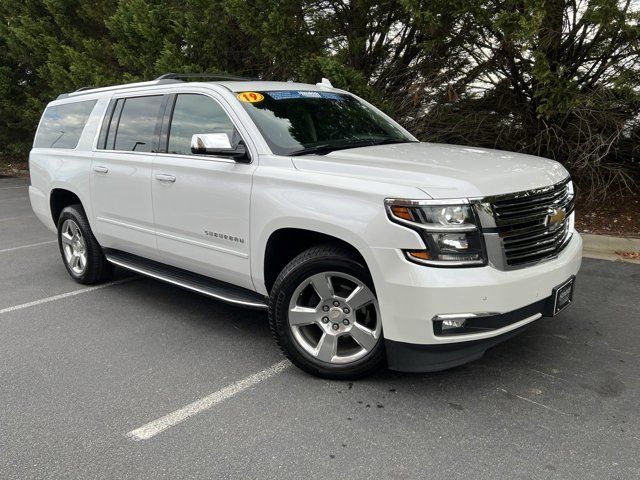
[269,244,385,379]
[57,204,113,284]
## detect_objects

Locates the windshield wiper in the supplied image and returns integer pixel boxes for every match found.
[289,139,415,156]
[289,144,342,156]
[367,139,417,147]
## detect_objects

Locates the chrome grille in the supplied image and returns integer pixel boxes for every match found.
[489,180,574,267]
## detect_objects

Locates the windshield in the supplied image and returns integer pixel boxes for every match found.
[236,90,415,156]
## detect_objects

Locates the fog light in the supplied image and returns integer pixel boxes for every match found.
[442,319,466,330]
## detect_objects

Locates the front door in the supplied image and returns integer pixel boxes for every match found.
[151,93,256,290]
[91,94,166,257]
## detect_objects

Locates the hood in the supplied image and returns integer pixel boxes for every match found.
[291,142,569,199]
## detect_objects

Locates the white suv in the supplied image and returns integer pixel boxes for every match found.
[29,74,582,379]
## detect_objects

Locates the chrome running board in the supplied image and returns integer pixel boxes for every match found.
[105,249,268,310]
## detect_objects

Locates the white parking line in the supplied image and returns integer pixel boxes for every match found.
[0,277,137,315]
[126,359,291,441]
[0,240,57,253]
[0,215,34,223]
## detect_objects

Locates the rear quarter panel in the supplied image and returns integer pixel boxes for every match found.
[29,98,108,232]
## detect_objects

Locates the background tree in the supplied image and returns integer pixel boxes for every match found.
[413,0,640,198]
[0,0,638,199]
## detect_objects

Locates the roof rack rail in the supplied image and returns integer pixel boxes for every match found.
[155,72,254,81]
[55,73,253,100]
[56,78,182,100]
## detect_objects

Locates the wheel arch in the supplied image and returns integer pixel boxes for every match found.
[49,188,84,225]
[262,227,370,294]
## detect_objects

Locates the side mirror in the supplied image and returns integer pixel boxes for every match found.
[190,133,250,162]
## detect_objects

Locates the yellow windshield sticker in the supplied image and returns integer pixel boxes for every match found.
[237,92,264,103]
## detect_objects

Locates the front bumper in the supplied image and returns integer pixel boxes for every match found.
[366,232,582,358]
[385,294,559,372]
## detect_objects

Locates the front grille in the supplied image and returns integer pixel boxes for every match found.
[490,180,574,266]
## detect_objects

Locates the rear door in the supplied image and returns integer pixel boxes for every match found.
[91,94,167,257]
[151,92,257,290]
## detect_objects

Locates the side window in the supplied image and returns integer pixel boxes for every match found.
[112,95,164,152]
[102,98,124,150]
[98,98,124,150]
[167,94,236,155]
[33,100,97,149]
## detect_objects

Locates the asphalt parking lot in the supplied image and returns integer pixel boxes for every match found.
[1,176,639,479]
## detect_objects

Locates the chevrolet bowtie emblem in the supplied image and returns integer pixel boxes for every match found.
[546,207,566,229]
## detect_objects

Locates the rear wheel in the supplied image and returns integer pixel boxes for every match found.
[57,205,113,284]
[269,245,385,379]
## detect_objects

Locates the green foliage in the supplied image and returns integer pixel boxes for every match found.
[0,0,638,196]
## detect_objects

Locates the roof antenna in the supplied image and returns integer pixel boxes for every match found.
[316,77,333,88]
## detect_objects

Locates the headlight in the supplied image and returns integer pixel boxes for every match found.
[385,199,486,267]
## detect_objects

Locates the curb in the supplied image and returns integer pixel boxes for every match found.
[580,233,640,264]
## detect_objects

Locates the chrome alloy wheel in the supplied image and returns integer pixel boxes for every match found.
[287,272,381,364]
[60,219,87,275]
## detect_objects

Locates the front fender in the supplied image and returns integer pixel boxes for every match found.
[249,163,426,294]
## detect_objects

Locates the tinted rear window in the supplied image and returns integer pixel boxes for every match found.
[33,100,97,149]
[112,96,164,152]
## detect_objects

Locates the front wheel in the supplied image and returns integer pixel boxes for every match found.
[269,245,385,379]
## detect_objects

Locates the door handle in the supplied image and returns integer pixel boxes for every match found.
[93,166,109,174]
[155,173,176,183]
